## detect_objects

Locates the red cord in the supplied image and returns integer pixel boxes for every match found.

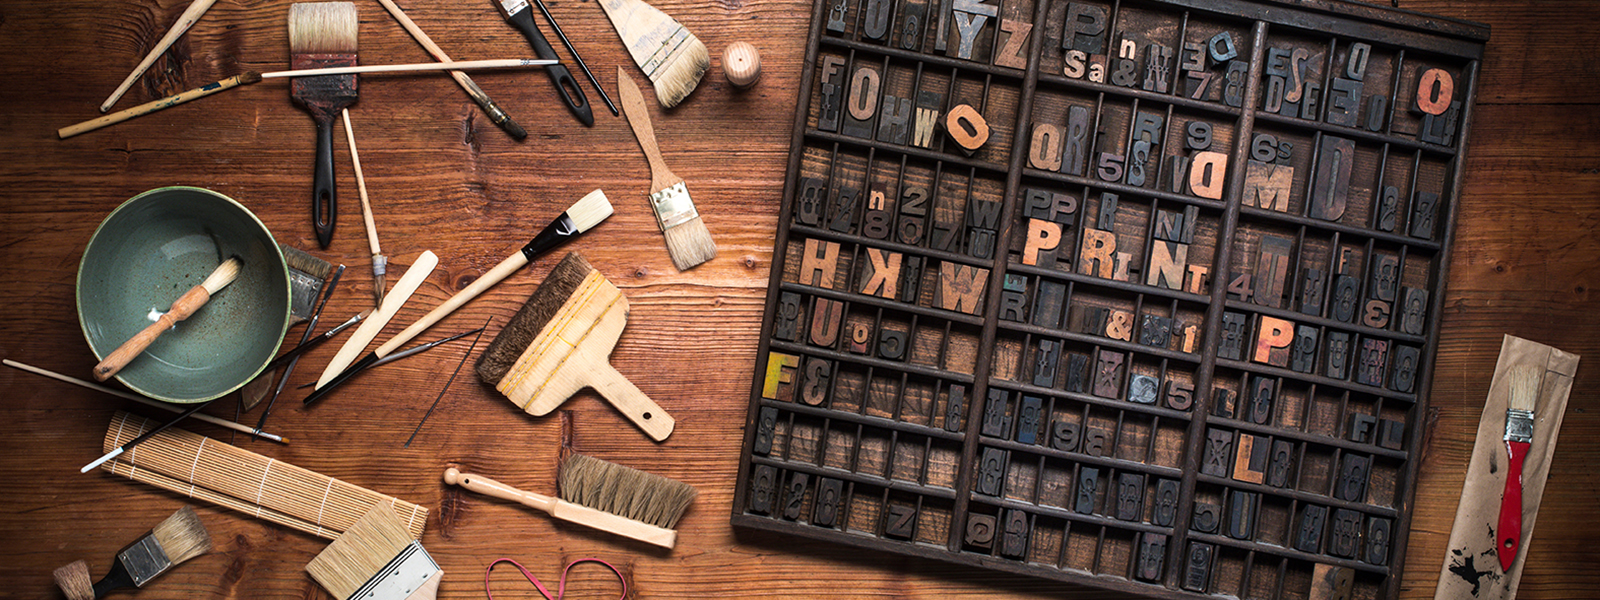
[485,558,627,600]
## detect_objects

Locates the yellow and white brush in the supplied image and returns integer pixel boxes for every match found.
[596,0,708,107]
[617,67,715,270]
[307,504,442,600]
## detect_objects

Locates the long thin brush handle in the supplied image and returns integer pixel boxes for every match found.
[315,251,439,389]
[532,0,617,115]
[375,253,528,358]
[616,67,677,191]
[374,0,527,139]
[100,0,221,112]
[444,469,677,548]
[341,109,385,306]
[60,73,260,139]
[93,284,213,381]
[262,59,556,79]
[81,398,216,472]
[1,359,284,442]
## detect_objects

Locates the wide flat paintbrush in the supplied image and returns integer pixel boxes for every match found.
[1496,365,1542,572]
[290,1,359,249]
[617,67,715,271]
[54,506,214,600]
[444,453,696,548]
[307,504,441,600]
[596,0,707,107]
[93,256,241,381]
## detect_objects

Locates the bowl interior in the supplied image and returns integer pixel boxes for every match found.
[77,187,289,403]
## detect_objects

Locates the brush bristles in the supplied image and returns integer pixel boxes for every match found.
[476,252,594,385]
[663,215,716,270]
[200,257,242,295]
[652,37,709,108]
[282,245,335,281]
[288,2,358,54]
[558,454,697,530]
[1507,365,1541,411]
[307,504,414,600]
[566,189,615,233]
[151,506,214,565]
[53,560,94,600]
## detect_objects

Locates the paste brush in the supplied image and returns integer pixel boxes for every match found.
[618,67,715,270]
[444,453,696,548]
[53,506,214,600]
[596,0,707,107]
[1496,365,1542,572]
[289,1,359,249]
[306,504,442,600]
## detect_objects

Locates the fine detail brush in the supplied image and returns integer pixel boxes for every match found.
[1496,365,1542,572]
[444,453,696,549]
[375,0,528,140]
[306,191,611,403]
[307,504,442,600]
[307,251,439,403]
[617,67,715,270]
[404,321,489,448]
[293,326,485,390]
[2,359,285,442]
[242,247,338,411]
[492,0,593,126]
[53,506,214,600]
[99,0,221,112]
[532,0,617,115]
[342,108,387,307]
[596,0,708,108]
[474,251,674,441]
[93,256,241,381]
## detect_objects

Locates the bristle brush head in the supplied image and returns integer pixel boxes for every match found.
[651,36,709,108]
[1507,365,1541,411]
[151,506,214,565]
[566,189,614,233]
[281,245,335,281]
[558,453,697,529]
[288,2,358,55]
[306,504,414,600]
[475,252,595,385]
[200,256,242,295]
[53,560,94,600]
[663,215,716,270]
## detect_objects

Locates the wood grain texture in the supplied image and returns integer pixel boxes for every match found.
[0,0,1597,598]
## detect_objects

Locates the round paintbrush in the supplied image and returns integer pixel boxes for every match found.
[92,257,241,381]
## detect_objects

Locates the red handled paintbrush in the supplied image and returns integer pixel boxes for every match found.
[1495,365,1542,572]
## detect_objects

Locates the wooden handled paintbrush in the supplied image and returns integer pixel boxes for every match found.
[92,257,241,381]
[596,0,707,107]
[54,506,213,600]
[617,67,715,271]
[99,0,221,112]
[290,2,359,249]
[1496,365,1542,572]
[307,504,442,600]
[305,251,438,404]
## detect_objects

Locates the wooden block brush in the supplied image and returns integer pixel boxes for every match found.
[597,0,708,107]
[53,506,214,600]
[618,67,715,271]
[474,252,674,441]
[290,2,359,249]
[444,453,696,549]
[92,256,241,381]
[307,504,442,600]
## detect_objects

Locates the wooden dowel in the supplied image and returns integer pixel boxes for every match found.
[60,73,260,139]
[99,0,221,112]
[259,59,557,79]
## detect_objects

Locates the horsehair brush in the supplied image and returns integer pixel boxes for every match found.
[307,504,442,600]
[443,453,696,548]
[596,0,708,108]
[54,506,214,600]
[290,1,359,249]
[473,251,675,441]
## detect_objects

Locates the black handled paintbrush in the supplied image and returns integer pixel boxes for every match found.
[54,506,214,600]
[290,2,359,249]
[493,0,593,126]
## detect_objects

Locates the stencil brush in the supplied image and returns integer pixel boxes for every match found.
[596,0,707,107]
[1496,365,1542,572]
[290,1,359,249]
[444,453,696,548]
[54,506,214,600]
[306,504,441,600]
[93,256,241,381]
[617,68,715,270]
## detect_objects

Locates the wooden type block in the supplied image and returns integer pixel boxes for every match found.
[1093,349,1124,399]
[1213,387,1237,419]
[1181,41,1207,72]
[982,388,1010,438]
[966,198,1001,258]
[1378,419,1405,451]
[994,18,1031,69]
[1369,254,1398,302]
[754,406,778,455]
[801,357,833,406]
[1348,413,1378,444]
[1253,314,1295,367]
[1022,218,1062,266]
[1154,208,1186,243]
[1132,111,1163,146]
[1301,80,1322,121]
[847,321,872,354]
[1203,428,1233,477]
[808,296,843,347]
[1365,517,1392,565]
[1252,133,1280,162]
[1137,533,1167,581]
[1325,77,1363,127]
[965,513,996,550]
[1219,311,1247,360]
[1223,61,1247,107]
[1357,338,1388,387]
[750,464,776,514]
[944,384,967,432]
[824,0,848,33]
[1098,189,1120,226]
[1292,325,1319,373]
[1295,504,1327,553]
[1097,152,1126,183]
[774,292,802,342]
[1276,140,1295,165]
[783,472,808,520]
[949,0,997,60]
[1192,502,1221,534]
[876,94,911,144]
[1140,313,1173,348]
[1028,123,1063,170]
[1125,140,1151,187]
[898,1,925,50]
[1116,472,1145,521]
[1311,135,1356,221]
[1060,3,1107,53]
[1064,353,1090,393]
[1228,273,1252,303]
[1142,239,1188,291]
[1400,287,1429,336]
[898,256,923,303]
[1233,432,1269,484]
[1269,440,1294,488]
[897,185,927,243]
[1062,105,1091,176]
[1063,50,1106,83]
[877,329,907,361]
[1032,339,1060,387]
[885,504,916,539]
[977,446,1006,496]
[1336,454,1370,502]
[945,104,989,154]
[841,67,880,139]
[1365,95,1388,132]
[1154,479,1180,526]
[1190,151,1228,199]
[1244,160,1294,212]
[1143,44,1173,93]
[796,177,826,226]
[1183,542,1214,592]
[1285,47,1311,102]
[1105,309,1134,342]
[814,477,845,527]
[1262,75,1285,113]
[1330,508,1362,559]
[1166,155,1191,194]
[1325,331,1352,380]
[1265,47,1292,78]
[1416,68,1454,115]
[1255,235,1294,308]
[937,261,989,315]
[1301,268,1326,316]
[1111,57,1138,87]
[1186,121,1212,151]
[1051,420,1080,452]
[1017,396,1043,444]
[1411,190,1439,240]
[1075,466,1100,514]
[1330,275,1359,323]
[1031,279,1066,328]
[828,186,858,233]
[1185,70,1214,100]
[911,90,943,149]
[860,0,892,40]
[1079,229,1118,279]
[1344,42,1371,79]
[1311,564,1354,600]
[999,291,1027,322]
[1227,489,1255,540]
[1186,265,1210,295]
[1082,425,1107,455]
[1376,185,1399,232]
[1208,32,1238,62]
[1000,509,1029,558]
[1128,374,1159,405]
[818,56,846,131]
[762,352,800,401]
[799,239,841,289]
[1022,188,1077,224]
[1249,375,1275,425]
[1166,380,1195,410]
[1390,344,1420,394]
[859,248,902,299]
[1418,101,1460,146]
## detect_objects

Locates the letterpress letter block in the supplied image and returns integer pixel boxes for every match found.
[1331,275,1359,323]
[877,328,907,361]
[824,0,847,33]
[1378,419,1405,451]
[799,239,841,289]
[994,18,1031,69]
[818,56,846,131]
[1017,396,1042,444]
[1208,32,1238,62]
[944,384,967,432]
[801,357,833,406]
[847,321,872,354]
[1093,349,1125,398]
[755,406,778,455]
[1212,387,1237,419]
[1325,331,1351,379]
[1269,440,1294,488]
[1166,380,1195,410]
[1223,61,1247,107]
[762,352,800,401]
[938,261,989,315]
[796,177,826,226]
[1220,311,1247,360]
[1233,432,1268,484]
[1000,509,1029,558]
[977,446,1006,496]
[965,513,996,550]
[1390,344,1419,394]
[1400,287,1429,336]
[876,94,911,144]
[1416,68,1454,115]
[1330,509,1362,559]
[948,0,997,60]
[1051,420,1080,452]
[1254,314,1295,367]
[1060,3,1107,54]
[1183,542,1214,592]
[1137,533,1167,581]
[860,248,903,299]
[1140,314,1173,348]
[1192,502,1220,534]
[774,291,802,341]
[1128,374,1159,405]
[1062,105,1091,176]
[828,186,858,233]
[1375,185,1400,232]
[898,1,923,50]
[1105,309,1133,341]
[885,504,916,539]
[1032,279,1066,328]
[750,464,776,514]
[1348,413,1377,444]
[1250,375,1275,425]
[1336,454,1370,502]
[911,90,943,149]
[1227,490,1255,540]
[1116,472,1145,521]
[1143,44,1172,93]
[1154,479,1180,526]
[1203,428,1233,477]
[1357,338,1388,387]
[841,66,880,139]
[1255,235,1294,308]
[1065,352,1090,393]
[1125,140,1151,187]
[1190,151,1228,199]
[1365,94,1388,131]
[1311,136,1356,221]
[966,199,1001,259]
[1295,504,1327,553]
[1301,268,1326,316]
[1310,564,1354,600]
[1325,77,1362,127]
[1028,123,1063,171]
[1032,339,1059,387]
[809,297,843,347]
[982,388,1009,438]
[783,472,808,520]
[1075,467,1100,514]
[1365,517,1392,565]
[945,104,989,154]
[1244,160,1294,212]
[1292,325,1319,373]
[1022,218,1063,267]
[999,277,1029,323]
[1411,191,1439,240]
[1147,241,1189,291]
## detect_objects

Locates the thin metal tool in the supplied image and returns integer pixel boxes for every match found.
[531,0,618,116]
[253,266,347,440]
[405,319,491,448]
[294,326,487,388]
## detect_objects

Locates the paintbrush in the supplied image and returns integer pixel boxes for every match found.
[293,326,486,390]
[2,359,285,442]
[289,1,359,249]
[341,108,387,307]
[306,251,439,404]
[474,252,674,441]
[1496,365,1542,572]
[306,504,442,600]
[375,0,528,140]
[444,453,696,548]
[305,191,611,403]
[596,0,707,107]
[93,256,241,381]
[242,247,338,410]
[617,68,715,270]
[53,506,213,600]
[491,0,592,126]
[100,0,221,112]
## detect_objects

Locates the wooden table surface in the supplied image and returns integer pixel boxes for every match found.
[1,0,1595,598]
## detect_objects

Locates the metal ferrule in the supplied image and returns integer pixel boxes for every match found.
[496,0,529,19]
[116,535,172,587]
[650,182,699,231]
[1504,408,1534,443]
[348,541,439,600]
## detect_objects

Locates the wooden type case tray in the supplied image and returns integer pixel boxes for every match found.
[733,0,1485,598]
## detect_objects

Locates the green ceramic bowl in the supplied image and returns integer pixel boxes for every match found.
[77,187,290,403]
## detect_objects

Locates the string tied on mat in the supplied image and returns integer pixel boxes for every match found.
[485,558,627,600]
